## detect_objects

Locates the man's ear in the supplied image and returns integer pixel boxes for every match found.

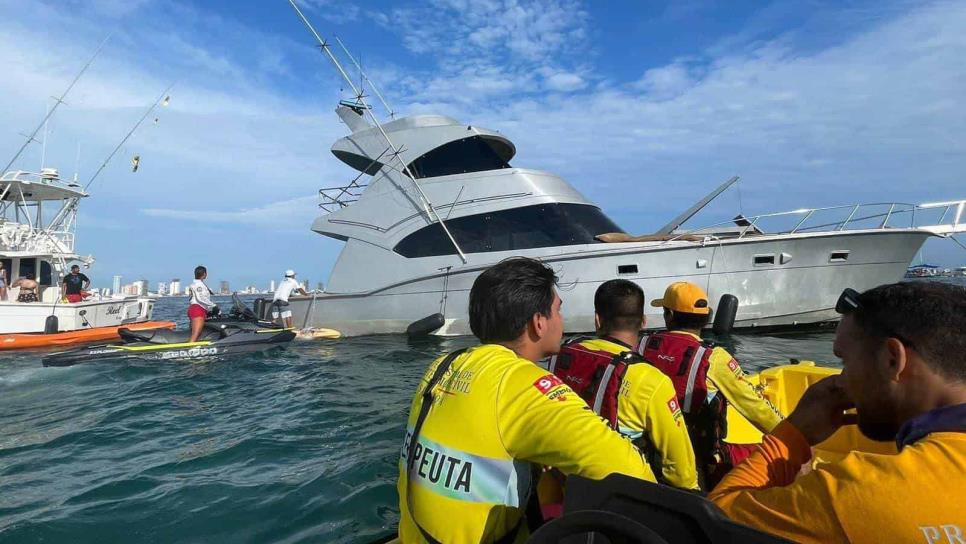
[641,314,647,331]
[883,337,908,382]
[530,311,547,341]
[594,312,601,331]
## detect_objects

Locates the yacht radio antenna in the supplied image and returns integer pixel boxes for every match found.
[334,37,396,120]
[3,34,111,174]
[287,0,466,263]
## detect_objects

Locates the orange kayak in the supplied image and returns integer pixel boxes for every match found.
[0,321,176,350]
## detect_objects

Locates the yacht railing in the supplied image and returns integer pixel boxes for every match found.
[673,199,966,242]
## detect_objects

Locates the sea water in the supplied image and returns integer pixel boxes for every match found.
[1,278,961,543]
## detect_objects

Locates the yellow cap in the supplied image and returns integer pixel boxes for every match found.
[650,282,711,315]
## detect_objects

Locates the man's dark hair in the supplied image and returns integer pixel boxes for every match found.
[194,265,207,279]
[665,309,711,331]
[71,265,80,271]
[469,257,558,343]
[851,281,966,381]
[595,279,645,334]
[25,273,35,280]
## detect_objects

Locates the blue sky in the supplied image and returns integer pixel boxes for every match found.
[1,0,965,290]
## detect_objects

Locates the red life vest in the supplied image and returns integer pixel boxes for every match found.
[549,337,643,429]
[637,331,714,414]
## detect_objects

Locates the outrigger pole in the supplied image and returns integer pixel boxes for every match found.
[85,83,174,191]
[2,34,111,174]
[334,37,396,120]
[286,0,468,264]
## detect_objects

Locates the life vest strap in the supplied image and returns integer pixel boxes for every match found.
[682,346,708,414]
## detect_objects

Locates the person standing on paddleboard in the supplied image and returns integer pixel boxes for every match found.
[187,265,217,343]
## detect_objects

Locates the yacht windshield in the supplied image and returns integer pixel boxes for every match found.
[394,203,624,258]
[407,136,510,179]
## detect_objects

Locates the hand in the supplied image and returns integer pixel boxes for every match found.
[787,374,858,446]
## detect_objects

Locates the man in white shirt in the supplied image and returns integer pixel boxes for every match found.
[188,265,217,342]
[272,270,307,328]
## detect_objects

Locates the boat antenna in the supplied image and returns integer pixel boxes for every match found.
[335,36,395,119]
[287,0,467,263]
[85,83,174,191]
[2,34,111,174]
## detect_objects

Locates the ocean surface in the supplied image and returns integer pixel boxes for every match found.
[1,277,963,543]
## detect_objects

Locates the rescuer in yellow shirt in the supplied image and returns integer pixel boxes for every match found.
[639,281,782,488]
[398,258,656,544]
[551,279,699,490]
[711,282,966,544]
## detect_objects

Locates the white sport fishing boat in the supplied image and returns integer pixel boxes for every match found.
[0,168,155,335]
[283,5,966,337]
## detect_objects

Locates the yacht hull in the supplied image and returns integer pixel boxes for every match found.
[288,229,931,336]
[0,297,156,334]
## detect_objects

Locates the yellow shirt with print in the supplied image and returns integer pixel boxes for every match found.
[398,344,656,544]
[576,337,699,490]
[669,331,782,433]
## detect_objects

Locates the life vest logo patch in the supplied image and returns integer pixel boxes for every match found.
[728,359,740,372]
[667,397,683,419]
[534,374,564,395]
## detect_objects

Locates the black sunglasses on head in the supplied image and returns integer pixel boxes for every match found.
[835,288,861,315]
[836,287,914,347]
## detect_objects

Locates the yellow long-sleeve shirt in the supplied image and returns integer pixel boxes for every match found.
[710,419,966,543]
[573,337,699,490]
[398,344,655,544]
[671,331,783,433]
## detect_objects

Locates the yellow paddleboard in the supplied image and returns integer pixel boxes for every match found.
[726,361,897,462]
[296,328,342,340]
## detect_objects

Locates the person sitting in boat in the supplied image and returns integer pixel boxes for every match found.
[639,281,782,489]
[710,281,966,543]
[271,270,306,328]
[0,262,7,301]
[550,279,699,490]
[398,257,656,544]
[187,265,217,343]
[12,273,40,303]
[61,265,91,303]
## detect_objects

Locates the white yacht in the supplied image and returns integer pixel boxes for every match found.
[0,168,155,334]
[280,104,965,337]
[280,6,966,337]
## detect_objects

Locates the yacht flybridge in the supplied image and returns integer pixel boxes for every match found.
[284,4,966,336]
[0,169,155,334]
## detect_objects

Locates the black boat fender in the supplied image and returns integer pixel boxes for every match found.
[406,313,445,338]
[712,294,739,335]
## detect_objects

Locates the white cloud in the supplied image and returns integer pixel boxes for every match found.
[543,71,587,93]
[141,195,321,232]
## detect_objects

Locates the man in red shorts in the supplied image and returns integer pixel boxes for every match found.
[62,265,90,303]
[187,265,217,342]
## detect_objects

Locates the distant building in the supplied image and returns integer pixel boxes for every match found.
[157,282,167,296]
[112,275,121,295]
[184,286,191,296]
[269,279,276,293]
[300,280,309,291]
[134,280,148,296]
[219,281,230,295]
[316,281,325,292]
[169,279,181,296]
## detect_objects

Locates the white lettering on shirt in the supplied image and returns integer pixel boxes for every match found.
[920,525,965,544]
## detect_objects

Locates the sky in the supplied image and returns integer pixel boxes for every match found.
[1,0,965,290]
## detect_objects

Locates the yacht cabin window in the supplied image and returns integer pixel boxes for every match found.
[393,203,624,258]
[407,136,511,179]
